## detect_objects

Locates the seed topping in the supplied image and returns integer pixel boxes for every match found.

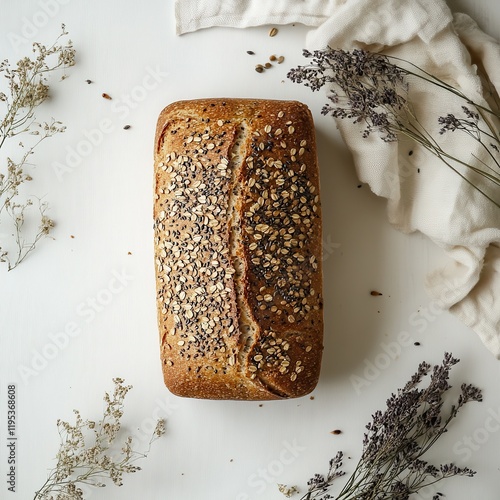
[154,100,322,387]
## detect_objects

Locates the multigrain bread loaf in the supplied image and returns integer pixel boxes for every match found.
[154,98,323,400]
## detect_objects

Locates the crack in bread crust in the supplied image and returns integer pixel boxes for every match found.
[226,120,259,370]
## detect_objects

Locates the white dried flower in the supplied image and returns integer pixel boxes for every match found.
[34,378,166,499]
[39,216,54,235]
[278,484,300,497]
[1,24,74,271]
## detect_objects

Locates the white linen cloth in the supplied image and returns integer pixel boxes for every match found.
[175,0,500,358]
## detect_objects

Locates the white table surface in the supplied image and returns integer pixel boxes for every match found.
[1,1,499,499]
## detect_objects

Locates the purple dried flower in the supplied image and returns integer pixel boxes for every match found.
[288,48,408,142]
[438,113,462,133]
[288,47,500,210]
[296,353,482,500]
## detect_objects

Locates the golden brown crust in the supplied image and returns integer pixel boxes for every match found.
[154,98,323,400]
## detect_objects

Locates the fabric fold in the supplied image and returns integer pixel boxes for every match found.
[175,0,340,35]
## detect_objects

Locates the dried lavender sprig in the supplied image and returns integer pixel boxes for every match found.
[288,48,500,209]
[292,353,482,500]
[438,106,500,176]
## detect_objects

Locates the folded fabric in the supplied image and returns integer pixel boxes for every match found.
[175,0,339,35]
[174,0,500,358]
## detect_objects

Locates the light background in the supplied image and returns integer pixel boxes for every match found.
[0,1,499,499]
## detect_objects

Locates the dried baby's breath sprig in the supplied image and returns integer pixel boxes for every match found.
[34,378,166,500]
[280,353,481,500]
[0,24,75,270]
[278,484,300,497]
[288,48,500,209]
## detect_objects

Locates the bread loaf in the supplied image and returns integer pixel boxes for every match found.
[154,98,323,400]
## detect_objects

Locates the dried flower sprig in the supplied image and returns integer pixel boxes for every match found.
[288,48,500,209]
[281,353,482,500]
[34,378,166,500]
[278,484,301,497]
[0,24,75,270]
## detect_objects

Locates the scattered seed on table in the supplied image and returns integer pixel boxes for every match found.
[277,55,285,63]
[123,125,131,130]
[269,27,278,37]
[102,93,112,100]
[85,79,92,84]
[247,50,255,55]
[264,62,272,69]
